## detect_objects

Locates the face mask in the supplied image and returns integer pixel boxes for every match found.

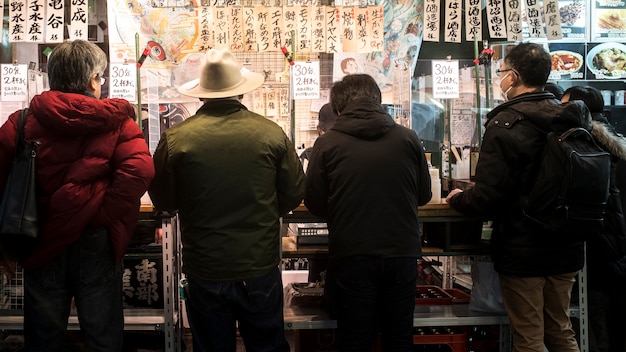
[500,72,512,101]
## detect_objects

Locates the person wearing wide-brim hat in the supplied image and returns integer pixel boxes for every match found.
[149,48,305,352]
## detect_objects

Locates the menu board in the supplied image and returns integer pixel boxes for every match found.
[559,1,587,40]
[585,42,626,79]
[592,0,626,40]
[548,42,586,80]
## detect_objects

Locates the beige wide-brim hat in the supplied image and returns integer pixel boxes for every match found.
[178,48,264,99]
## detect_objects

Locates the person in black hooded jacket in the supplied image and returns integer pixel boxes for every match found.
[305,73,432,351]
[446,43,588,351]
[562,85,626,352]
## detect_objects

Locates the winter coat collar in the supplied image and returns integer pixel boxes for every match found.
[331,99,395,140]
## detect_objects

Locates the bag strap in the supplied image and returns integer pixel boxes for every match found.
[15,108,28,157]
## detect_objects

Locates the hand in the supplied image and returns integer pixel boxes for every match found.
[154,227,163,244]
[445,188,463,203]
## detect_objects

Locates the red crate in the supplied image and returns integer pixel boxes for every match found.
[415,285,454,305]
[444,288,471,304]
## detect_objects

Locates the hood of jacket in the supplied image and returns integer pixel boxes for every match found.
[331,99,396,140]
[591,114,626,160]
[28,90,135,137]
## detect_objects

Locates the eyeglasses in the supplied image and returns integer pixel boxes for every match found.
[95,74,106,86]
[496,68,513,75]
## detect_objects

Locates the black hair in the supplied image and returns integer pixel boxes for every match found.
[330,74,381,114]
[505,43,551,88]
[544,82,565,99]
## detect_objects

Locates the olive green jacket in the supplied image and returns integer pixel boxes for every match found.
[149,99,305,281]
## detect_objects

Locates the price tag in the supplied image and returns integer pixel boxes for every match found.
[432,60,459,99]
[109,63,137,102]
[1,64,28,102]
[292,61,320,100]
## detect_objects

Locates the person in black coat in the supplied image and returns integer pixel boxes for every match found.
[305,74,431,351]
[446,43,589,351]
[562,85,626,352]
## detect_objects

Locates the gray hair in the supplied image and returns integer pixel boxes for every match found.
[47,40,108,93]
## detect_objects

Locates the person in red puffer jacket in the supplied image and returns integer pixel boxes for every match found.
[0,40,155,352]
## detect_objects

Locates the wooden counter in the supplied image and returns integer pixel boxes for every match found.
[283,201,488,256]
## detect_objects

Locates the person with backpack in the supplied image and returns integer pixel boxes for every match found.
[561,85,626,352]
[445,42,591,351]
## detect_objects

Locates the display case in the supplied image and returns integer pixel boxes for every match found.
[0,211,184,352]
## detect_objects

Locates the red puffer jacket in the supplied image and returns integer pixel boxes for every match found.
[0,90,155,269]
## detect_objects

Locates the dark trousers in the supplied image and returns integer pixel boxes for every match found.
[327,257,417,352]
[23,227,124,352]
[185,266,290,352]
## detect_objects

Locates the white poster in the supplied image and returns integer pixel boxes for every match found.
[432,60,459,99]
[109,63,138,102]
[292,61,320,100]
[1,64,29,102]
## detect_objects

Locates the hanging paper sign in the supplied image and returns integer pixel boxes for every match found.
[283,6,297,48]
[242,6,257,52]
[544,0,563,40]
[26,0,45,42]
[423,0,441,42]
[213,7,229,50]
[486,0,506,38]
[69,0,88,40]
[465,0,482,42]
[432,60,459,99]
[505,0,523,41]
[444,0,462,43]
[525,0,545,38]
[109,64,137,102]
[312,7,326,53]
[369,5,384,52]
[292,61,320,100]
[8,0,27,42]
[341,7,358,52]
[1,64,28,102]
[325,6,340,53]
[354,7,368,53]
[46,0,65,43]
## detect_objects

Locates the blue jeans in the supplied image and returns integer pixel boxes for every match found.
[23,227,124,352]
[327,257,417,352]
[185,266,290,352]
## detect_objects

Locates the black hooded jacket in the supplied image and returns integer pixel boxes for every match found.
[449,91,590,276]
[304,99,432,261]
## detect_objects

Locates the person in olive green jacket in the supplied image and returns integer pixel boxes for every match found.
[149,48,305,352]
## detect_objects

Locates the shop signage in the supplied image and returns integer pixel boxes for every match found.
[109,63,137,102]
[432,60,459,99]
[292,61,320,100]
[1,64,28,102]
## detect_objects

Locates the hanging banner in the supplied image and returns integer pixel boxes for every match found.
[312,7,326,53]
[544,0,563,40]
[325,6,340,53]
[69,0,88,40]
[423,0,441,42]
[525,0,545,38]
[505,0,523,42]
[341,7,357,52]
[486,0,506,39]
[444,0,462,43]
[465,0,482,42]
[46,0,65,43]
[9,0,27,42]
[26,0,45,42]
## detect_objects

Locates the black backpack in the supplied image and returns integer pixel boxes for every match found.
[523,126,611,240]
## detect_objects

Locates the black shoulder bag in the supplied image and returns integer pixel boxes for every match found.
[0,109,40,261]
